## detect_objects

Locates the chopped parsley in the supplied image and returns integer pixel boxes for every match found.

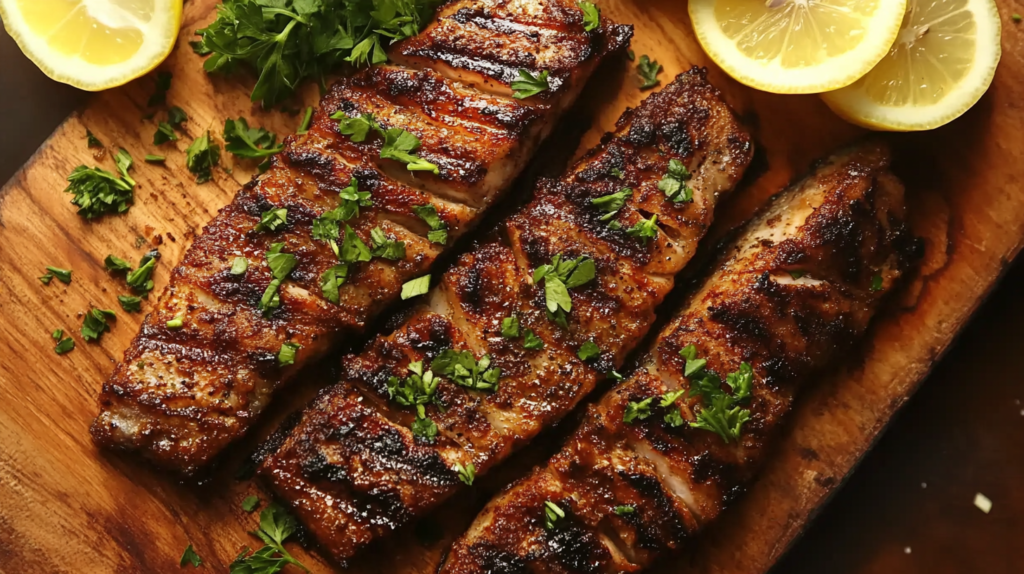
[231,256,249,275]
[387,360,441,443]
[179,543,202,568]
[320,264,349,304]
[431,349,501,392]
[411,416,439,442]
[544,501,565,530]
[333,111,439,173]
[64,149,137,218]
[54,336,75,355]
[340,224,372,264]
[369,227,406,260]
[312,177,373,248]
[278,342,301,366]
[86,130,102,148]
[577,340,600,362]
[787,270,806,280]
[241,495,260,513]
[670,347,755,442]
[614,505,635,516]
[144,154,166,163]
[523,329,544,350]
[229,504,308,573]
[118,295,143,313]
[166,315,184,329]
[511,69,550,99]
[81,308,116,341]
[626,214,659,243]
[185,131,221,184]
[636,55,662,90]
[592,188,632,229]
[871,274,884,291]
[578,0,600,31]
[454,461,476,486]
[412,204,448,244]
[296,106,314,135]
[125,251,160,295]
[52,329,62,340]
[533,254,596,327]
[153,122,178,145]
[168,106,188,128]
[148,71,171,107]
[259,243,298,316]
[223,117,284,159]
[334,112,379,142]
[623,397,653,424]
[501,316,520,338]
[255,207,288,232]
[659,159,693,203]
[401,274,431,300]
[43,266,72,285]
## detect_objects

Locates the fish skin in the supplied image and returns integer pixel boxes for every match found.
[258,68,754,565]
[90,0,631,476]
[438,142,920,574]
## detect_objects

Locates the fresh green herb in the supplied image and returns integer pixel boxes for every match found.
[1014,13,1022,23]
[369,227,406,260]
[610,167,624,179]
[608,370,624,382]
[684,356,706,378]
[194,0,439,106]
[380,128,439,173]
[411,415,439,442]
[626,214,659,243]
[340,224,372,263]
[179,543,202,568]
[320,264,349,304]
[543,501,565,530]
[260,243,299,316]
[578,0,600,32]
[401,275,431,300]
[678,344,697,361]
[114,149,135,183]
[664,407,685,428]
[148,71,172,107]
[229,504,309,573]
[242,495,260,513]
[81,308,116,341]
[312,177,372,247]
[255,207,288,232]
[680,352,755,442]
[153,122,178,145]
[54,337,75,355]
[533,254,596,327]
[145,154,166,163]
[86,130,102,148]
[412,204,449,244]
[523,329,544,350]
[278,342,301,366]
[166,315,184,329]
[126,251,159,295]
[871,274,884,291]
[454,461,476,486]
[185,131,221,184]
[432,349,501,392]
[659,159,693,203]
[39,274,53,285]
[501,316,520,338]
[660,389,687,426]
[637,55,662,90]
[167,106,188,128]
[296,106,314,134]
[623,397,654,424]
[52,329,63,340]
[387,361,441,443]
[224,117,285,159]
[577,340,600,362]
[592,188,632,228]
[64,151,136,219]
[660,389,687,408]
[511,69,550,99]
[118,295,143,313]
[333,112,379,142]
[787,270,805,280]
[44,266,73,284]
[105,255,132,272]
[135,236,147,248]
[231,257,249,275]
[614,505,635,516]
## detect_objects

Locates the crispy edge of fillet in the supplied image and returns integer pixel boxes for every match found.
[89,3,632,476]
[258,68,754,566]
[438,141,922,574]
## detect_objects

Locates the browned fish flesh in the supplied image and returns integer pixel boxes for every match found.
[258,68,754,565]
[438,141,920,574]
[90,0,631,476]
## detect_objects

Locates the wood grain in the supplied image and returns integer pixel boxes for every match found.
[1,0,1022,572]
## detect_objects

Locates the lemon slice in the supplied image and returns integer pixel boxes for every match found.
[821,0,1001,131]
[0,0,182,91]
[689,0,908,94]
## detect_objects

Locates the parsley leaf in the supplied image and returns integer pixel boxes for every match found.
[179,543,202,568]
[511,69,550,99]
[54,336,75,355]
[578,0,600,31]
[224,117,285,159]
[387,361,441,443]
[64,152,136,219]
[523,329,544,350]
[623,397,653,424]
[454,461,476,485]
[86,130,102,148]
[370,227,406,260]
[126,251,160,295]
[320,264,349,304]
[166,315,185,329]
[255,207,288,232]
[871,274,884,291]
[679,349,755,443]
[52,329,63,340]
[659,159,693,203]
[577,340,600,362]
[411,415,438,442]
[544,501,565,530]
[242,495,260,513]
[118,295,143,313]
[185,131,221,184]
[259,243,298,316]
[278,342,301,367]
[44,266,72,284]
[380,128,439,173]
[412,204,448,244]
[81,308,116,342]
[153,122,178,145]
[145,154,166,163]
[168,106,188,128]
[340,224,372,263]
[626,214,659,243]
[592,188,632,227]
[333,112,380,142]
[401,275,431,300]
[533,254,596,326]
[231,257,249,275]
[230,504,308,573]
[501,316,520,338]
[312,177,372,246]
[637,55,662,90]
[296,106,314,135]
[614,505,635,516]
[431,349,501,392]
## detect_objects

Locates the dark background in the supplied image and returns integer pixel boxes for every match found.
[2,27,1020,574]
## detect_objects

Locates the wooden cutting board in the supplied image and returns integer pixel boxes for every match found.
[2,0,1022,572]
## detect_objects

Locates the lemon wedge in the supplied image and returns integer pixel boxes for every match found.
[821,0,1001,131]
[0,0,182,91]
[689,0,908,94]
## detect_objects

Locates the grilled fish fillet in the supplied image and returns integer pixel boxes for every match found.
[258,68,754,564]
[439,142,919,574]
[90,0,631,476]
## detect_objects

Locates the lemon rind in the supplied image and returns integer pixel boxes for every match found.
[821,0,1002,132]
[689,0,909,95]
[0,0,181,91]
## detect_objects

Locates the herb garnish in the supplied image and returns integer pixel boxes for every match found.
[666,346,754,442]
[312,177,372,248]
[231,257,249,275]
[544,501,565,530]
[614,505,635,516]
[224,117,285,159]
[125,251,160,295]
[42,266,72,285]
[511,69,550,99]
[145,154,166,163]
[387,360,440,442]
[577,340,600,362]
[332,111,439,173]
[370,227,406,260]
[168,106,188,128]
[636,55,662,90]
[64,149,137,219]
[296,106,314,135]
[401,275,430,300]
[871,274,884,291]
[626,214,659,243]
[153,122,178,145]
[592,188,632,229]
[255,207,288,232]
[242,495,260,513]
[104,254,130,271]
[523,329,544,350]
[118,295,143,313]
[278,342,301,366]
[86,130,102,148]
[659,159,693,203]
[454,461,476,485]
[179,543,202,568]
[533,254,596,327]
[501,316,520,338]
[185,131,221,184]
[230,504,309,573]
[166,315,185,329]
[623,397,653,423]
[259,243,298,316]
[578,0,599,32]
[412,204,448,244]
[54,334,75,354]
[320,264,349,304]
[431,349,501,392]
[81,308,116,341]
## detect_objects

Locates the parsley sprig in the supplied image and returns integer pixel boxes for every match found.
[387,360,440,442]
[230,504,309,573]
[511,69,550,99]
[659,159,693,203]
[592,188,632,229]
[64,148,137,219]
[186,131,221,183]
[224,117,285,159]
[636,54,662,90]
[675,345,754,442]
[259,243,299,316]
[412,204,448,244]
[431,349,501,392]
[331,111,439,173]
[533,254,596,327]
